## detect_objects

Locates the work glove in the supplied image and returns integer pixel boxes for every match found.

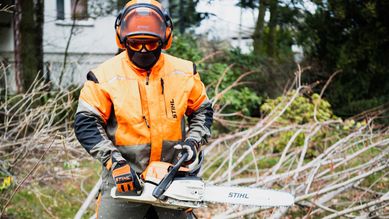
[110,151,143,193]
[174,139,199,165]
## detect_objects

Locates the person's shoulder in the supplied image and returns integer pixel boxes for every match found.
[163,53,196,75]
[163,53,192,65]
[91,52,127,82]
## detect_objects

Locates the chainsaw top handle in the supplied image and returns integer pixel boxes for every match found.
[152,152,189,199]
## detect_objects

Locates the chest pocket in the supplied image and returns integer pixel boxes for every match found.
[112,79,143,123]
[161,75,189,121]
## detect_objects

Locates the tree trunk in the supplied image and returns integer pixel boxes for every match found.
[13,0,44,93]
[267,0,278,58]
[178,0,185,34]
[253,0,268,56]
[13,0,22,92]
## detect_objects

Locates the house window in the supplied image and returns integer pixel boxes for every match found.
[57,0,65,20]
[56,0,88,20]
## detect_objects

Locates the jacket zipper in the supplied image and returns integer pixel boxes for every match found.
[143,116,150,128]
[144,71,151,128]
[160,78,164,94]
[161,78,169,118]
[146,70,151,85]
[138,81,150,129]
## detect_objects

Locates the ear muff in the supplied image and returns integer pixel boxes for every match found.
[115,32,126,50]
[163,26,173,50]
[114,1,174,50]
[115,7,126,49]
[162,10,174,50]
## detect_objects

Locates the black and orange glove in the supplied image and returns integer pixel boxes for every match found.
[110,152,143,193]
[174,139,199,165]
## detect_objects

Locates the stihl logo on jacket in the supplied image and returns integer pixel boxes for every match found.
[170,99,177,119]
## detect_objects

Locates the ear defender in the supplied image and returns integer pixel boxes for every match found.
[114,8,126,50]
[162,10,174,50]
[114,1,174,50]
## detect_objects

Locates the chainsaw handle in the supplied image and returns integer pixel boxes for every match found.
[152,152,188,199]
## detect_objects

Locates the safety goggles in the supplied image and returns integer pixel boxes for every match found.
[126,38,162,52]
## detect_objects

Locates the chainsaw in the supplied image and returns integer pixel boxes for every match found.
[111,152,294,209]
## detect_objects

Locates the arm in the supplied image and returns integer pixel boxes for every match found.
[75,72,142,193]
[185,73,214,147]
[74,72,121,166]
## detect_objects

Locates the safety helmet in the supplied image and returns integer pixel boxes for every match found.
[115,0,174,50]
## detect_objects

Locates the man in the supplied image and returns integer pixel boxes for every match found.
[74,0,213,218]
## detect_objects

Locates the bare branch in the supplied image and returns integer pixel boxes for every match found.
[322,193,389,219]
[0,137,56,217]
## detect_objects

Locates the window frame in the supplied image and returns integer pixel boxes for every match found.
[55,0,94,26]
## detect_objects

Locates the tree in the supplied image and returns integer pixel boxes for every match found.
[267,0,278,58]
[13,0,44,92]
[253,0,267,56]
[298,0,389,117]
[237,0,299,58]
[168,0,211,34]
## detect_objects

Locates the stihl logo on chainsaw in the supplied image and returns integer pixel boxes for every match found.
[228,192,249,199]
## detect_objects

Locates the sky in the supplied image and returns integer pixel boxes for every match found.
[196,0,317,40]
[196,0,258,40]
[195,0,315,55]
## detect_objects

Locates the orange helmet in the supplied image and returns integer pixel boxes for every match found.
[115,0,173,50]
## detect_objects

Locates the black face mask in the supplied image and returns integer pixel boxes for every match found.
[127,47,162,70]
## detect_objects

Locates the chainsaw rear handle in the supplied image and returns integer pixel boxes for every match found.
[152,152,189,199]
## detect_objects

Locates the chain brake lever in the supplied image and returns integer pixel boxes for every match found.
[152,152,188,199]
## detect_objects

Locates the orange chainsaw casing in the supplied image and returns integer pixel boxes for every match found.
[141,161,189,184]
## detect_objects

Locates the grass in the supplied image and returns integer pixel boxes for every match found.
[2,160,100,219]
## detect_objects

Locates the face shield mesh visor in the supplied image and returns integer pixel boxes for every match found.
[119,7,167,43]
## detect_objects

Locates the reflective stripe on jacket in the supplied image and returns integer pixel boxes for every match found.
[74,51,213,172]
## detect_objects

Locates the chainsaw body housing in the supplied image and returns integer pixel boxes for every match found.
[111,161,206,209]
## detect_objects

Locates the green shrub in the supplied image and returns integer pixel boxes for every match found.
[260,91,336,124]
[260,91,366,157]
[168,35,264,116]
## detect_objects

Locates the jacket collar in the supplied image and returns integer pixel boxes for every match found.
[124,50,165,78]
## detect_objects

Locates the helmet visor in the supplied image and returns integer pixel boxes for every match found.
[119,7,166,42]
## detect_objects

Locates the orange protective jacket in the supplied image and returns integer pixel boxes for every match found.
[74,51,213,172]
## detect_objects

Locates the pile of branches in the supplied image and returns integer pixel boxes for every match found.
[197,77,388,218]
[0,72,88,215]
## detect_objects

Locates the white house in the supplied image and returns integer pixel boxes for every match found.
[0,0,122,91]
[0,0,174,91]
[1,0,301,92]
[44,0,119,87]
